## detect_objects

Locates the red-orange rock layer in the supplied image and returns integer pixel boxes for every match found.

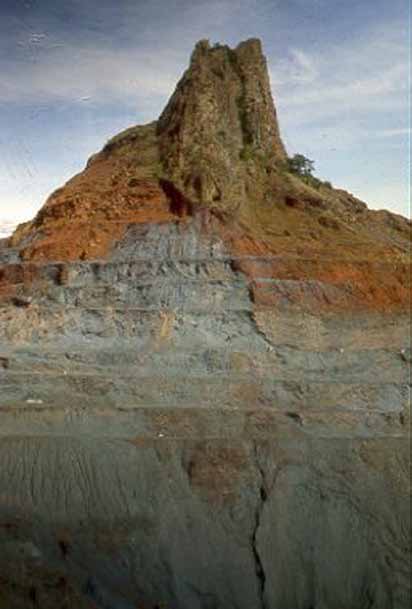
[8,129,186,263]
[11,179,178,263]
[3,117,411,315]
[210,213,411,313]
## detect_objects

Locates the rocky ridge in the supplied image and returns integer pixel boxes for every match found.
[0,39,410,609]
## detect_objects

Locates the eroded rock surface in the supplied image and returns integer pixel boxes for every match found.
[157,38,287,209]
[0,38,410,609]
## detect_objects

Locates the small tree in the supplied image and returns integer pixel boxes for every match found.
[287,154,315,177]
[282,153,332,191]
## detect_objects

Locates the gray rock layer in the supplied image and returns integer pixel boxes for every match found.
[0,222,410,609]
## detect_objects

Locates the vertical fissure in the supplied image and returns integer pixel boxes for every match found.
[252,441,268,609]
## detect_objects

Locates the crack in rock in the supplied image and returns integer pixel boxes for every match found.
[252,441,268,609]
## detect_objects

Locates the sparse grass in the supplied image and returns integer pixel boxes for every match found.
[278,157,333,192]
[239,144,255,161]
[300,174,323,191]
[239,144,272,169]
[104,122,157,154]
[152,161,165,179]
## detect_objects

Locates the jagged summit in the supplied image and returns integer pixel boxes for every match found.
[157,38,287,208]
[3,37,411,313]
[0,40,410,609]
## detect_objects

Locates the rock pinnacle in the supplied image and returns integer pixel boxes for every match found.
[157,38,287,210]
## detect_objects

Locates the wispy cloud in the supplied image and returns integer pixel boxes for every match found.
[270,48,319,86]
[0,219,18,237]
[374,128,410,138]
[0,2,408,219]
[270,19,408,127]
[267,18,409,216]
[0,43,183,106]
[0,0,258,109]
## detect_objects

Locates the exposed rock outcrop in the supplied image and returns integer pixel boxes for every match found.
[157,38,287,209]
[0,38,410,609]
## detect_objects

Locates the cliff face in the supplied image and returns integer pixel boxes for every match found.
[0,39,410,609]
[6,38,410,312]
[157,38,287,209]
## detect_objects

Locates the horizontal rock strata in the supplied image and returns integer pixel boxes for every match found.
[0,38,410,609]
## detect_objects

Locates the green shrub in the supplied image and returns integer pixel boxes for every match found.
[283,154,333,192]
[287,154,314,177]
[302,174,322,190]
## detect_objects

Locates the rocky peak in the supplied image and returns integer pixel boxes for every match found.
[157,38,287,210]
[0,37,410,609]
[5,37,410,272]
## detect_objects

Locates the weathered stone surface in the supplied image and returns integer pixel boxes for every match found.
[157,38,287,209]
[0,38,410,609]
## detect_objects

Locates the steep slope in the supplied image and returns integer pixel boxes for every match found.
[0,39,410,609]
[5,39,410,313]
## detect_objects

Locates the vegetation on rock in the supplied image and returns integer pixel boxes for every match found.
[281,153,334,191]
[0,37,410,609]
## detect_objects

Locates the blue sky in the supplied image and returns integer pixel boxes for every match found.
[0,0,410,225]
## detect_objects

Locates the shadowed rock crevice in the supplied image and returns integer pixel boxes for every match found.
[159,178,194,217]
[0,36,410,609]
[252,442,270,609]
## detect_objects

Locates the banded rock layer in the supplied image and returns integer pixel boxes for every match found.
[0,39,410,609]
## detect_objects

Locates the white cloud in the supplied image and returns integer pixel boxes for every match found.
[270,48,318,86]
[268,19,409,217]
[0,0,261,109]
[270,20,408,125]
[0,44,183,106]
[0,11,409,220]
[0,220,18,238]
[374,128,410,138]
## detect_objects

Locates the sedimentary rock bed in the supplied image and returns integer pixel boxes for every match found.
[0,38,410,609]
